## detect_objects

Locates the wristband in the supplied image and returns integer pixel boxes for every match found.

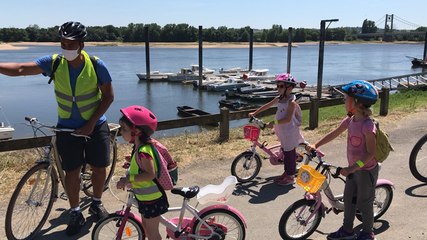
[356,160,365,168]
[274,119,279,125]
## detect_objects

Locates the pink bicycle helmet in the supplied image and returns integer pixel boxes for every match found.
[120,105,157,136]
[275,73,297,86]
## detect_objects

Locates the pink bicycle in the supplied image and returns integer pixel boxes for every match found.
[231,116,305,183]
[91,175,246,240]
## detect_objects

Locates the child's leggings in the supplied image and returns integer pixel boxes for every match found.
[283,148,296,175]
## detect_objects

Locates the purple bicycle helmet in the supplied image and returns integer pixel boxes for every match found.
[341,80,378,106]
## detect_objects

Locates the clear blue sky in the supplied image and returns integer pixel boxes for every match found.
[1,0,425,30]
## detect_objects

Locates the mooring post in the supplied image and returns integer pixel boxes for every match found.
[198,25,203,89]
[249,28,253,71]
[379,88,390,116]
[219,107,230,142]
[144,26,150,81]
[423,31,427,61]
[287,27,293,73]
[309,98,320,130]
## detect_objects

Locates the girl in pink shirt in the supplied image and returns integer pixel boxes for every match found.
[309,80,379,240]
[249,73,305,186]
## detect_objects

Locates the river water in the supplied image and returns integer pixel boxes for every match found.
[0,43,425,138]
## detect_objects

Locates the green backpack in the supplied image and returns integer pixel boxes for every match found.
[373,120,394,163]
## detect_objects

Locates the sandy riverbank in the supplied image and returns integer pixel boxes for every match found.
[2,40,419,51]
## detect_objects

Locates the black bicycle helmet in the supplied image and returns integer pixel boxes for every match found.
[59,21,87,40]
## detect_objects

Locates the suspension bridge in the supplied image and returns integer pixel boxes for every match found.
[355,14,425,41]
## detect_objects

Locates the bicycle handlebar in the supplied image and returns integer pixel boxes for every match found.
[249,116,266,129]
[25,116,91,139]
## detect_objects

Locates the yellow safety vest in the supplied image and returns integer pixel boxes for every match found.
[129,144,162,201]
[52,50,101,120]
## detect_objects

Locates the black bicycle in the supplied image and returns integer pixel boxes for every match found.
[409,133,427,182]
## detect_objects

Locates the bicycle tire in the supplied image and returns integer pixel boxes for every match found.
[82,138,118,197]
[192,208,246,240]
[409,134,427,182]
[356,184,394,222]
[231,151,262,183]
[5,162,58,240]
[278,199,322,240]
[91,213,145,240]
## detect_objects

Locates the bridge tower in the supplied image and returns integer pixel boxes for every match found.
[384,14,394,42]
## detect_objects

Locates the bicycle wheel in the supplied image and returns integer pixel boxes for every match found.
[5,162,58,240]
[82,138,118,197]
[91,213,145,240]
[192,208,246,240]
[231,151,262,183]
[278,199,322,240]
[356,184,393,221]
[409,134,427,182]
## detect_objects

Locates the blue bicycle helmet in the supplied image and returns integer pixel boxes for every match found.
[341,80,378,106]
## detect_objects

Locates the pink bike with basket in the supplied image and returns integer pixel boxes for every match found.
[231,116,306,183]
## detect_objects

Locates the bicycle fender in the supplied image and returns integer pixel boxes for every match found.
[376,178,394,187]
[115,210,142,223]
[190,204,247,228]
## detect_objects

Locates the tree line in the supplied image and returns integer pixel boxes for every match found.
[1,21,426,43]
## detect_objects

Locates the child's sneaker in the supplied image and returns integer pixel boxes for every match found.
[356,231,375,240]
[327,226,356,240]
[276,175,295,186]
[274,172,288,183]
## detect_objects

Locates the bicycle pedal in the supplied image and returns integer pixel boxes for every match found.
[60,192,68,201]
[332,208,343,214]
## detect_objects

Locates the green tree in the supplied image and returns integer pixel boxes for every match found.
[361,19,377,34]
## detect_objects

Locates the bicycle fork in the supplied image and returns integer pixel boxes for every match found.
[27,163,56,207]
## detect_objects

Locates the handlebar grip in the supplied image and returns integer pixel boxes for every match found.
[25,116,37,122]
[332,167,342,178]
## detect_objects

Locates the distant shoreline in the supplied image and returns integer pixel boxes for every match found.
[0,40,423,51]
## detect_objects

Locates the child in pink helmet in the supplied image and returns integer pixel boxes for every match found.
[116,105,169,240]
[249,73,305,185]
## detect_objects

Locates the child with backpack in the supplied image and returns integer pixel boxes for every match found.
[249,73,305,185]
[309,80,379,240]
[116,105,169,240]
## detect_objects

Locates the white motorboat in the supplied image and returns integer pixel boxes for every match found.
[190,65,215,74]
[206,78,250,92]
[0,122,14,140]
[167,68,201,82]
[0,107,14,140]
[242,69,275,81]
[136,71,174,81]
[219,67,243,75]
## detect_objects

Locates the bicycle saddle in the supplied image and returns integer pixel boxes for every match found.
[171,186,200,199]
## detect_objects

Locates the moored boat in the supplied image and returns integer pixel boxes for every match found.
[136,71,174,81]
[218,99,259,111]
[176,106,218,126]
[206,78,250,92]
[177,106,212,117]
[0,107,14,140]
[242,69,275,81]
[168,68,201,82]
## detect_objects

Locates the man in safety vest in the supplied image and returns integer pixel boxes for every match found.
[0,21,114,236]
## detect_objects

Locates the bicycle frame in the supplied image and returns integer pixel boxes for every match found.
[27,121,120,201]
[114,191,246,240]
[299,154,394,225]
